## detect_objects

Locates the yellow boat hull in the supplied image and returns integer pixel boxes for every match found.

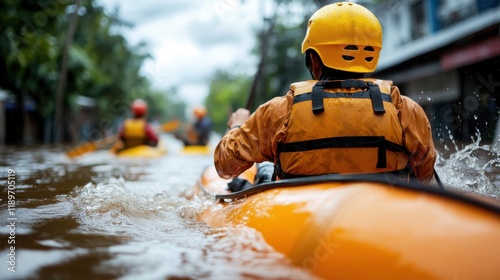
[113,143,167,158]
[181,145,212,155]
[197,165,500,280]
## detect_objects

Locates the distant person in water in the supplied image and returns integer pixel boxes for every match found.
[175,106,213,146]
[114,99,159,152]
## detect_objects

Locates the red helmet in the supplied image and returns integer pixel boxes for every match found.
[131,99,148,117]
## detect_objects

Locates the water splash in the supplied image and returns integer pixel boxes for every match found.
[436,133,500,197]
[63,177,210,238]
[61,177,317,279]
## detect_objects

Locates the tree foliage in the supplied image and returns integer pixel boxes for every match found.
[205,70,250,133]
[204,0,319,131]
[0,0,182,144]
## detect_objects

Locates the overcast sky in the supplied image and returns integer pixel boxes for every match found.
[97,0,267,107]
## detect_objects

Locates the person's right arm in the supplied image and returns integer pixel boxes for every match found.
[145,123,159,146]
[118,124,125,141]
[214,94,292,179]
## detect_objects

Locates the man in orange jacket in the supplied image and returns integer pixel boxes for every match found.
[214,2,437,184]
[115,99,159,151]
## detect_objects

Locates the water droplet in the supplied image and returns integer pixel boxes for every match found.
[474,115,478,120]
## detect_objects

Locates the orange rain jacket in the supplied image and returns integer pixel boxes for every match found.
[215,79,436,183]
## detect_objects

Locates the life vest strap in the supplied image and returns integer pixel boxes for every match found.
[368,83,385,114]
[275,166,414,182]
[296,80,390,115]
[277,136,407,153]
[277,136,409,169]
[294,88,392,103]
[312,85,325,114]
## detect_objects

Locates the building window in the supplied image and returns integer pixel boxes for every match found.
[438,0,477,28]
[410,0,427,40]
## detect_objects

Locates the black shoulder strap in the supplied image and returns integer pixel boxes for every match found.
[309,80,386,115]
[368,83,385,114]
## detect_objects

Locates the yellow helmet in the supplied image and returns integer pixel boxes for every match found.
[301,2,382,73]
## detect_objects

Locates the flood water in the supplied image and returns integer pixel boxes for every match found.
[0,134,499,280]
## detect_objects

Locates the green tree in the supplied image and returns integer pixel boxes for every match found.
[256,1,318,104]
[0,0,67,143]
[205,70,251,133]
[205,0,318,130]
[0,0,176,144]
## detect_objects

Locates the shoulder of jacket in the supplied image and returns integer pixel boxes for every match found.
[363,78,393,86]
[400,94,420,110]
[363,78,394,92]
[290,80,316,95]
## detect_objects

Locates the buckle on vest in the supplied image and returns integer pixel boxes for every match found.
[312,84,324,114]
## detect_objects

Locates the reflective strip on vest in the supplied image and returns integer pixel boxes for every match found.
[277,79,409,178]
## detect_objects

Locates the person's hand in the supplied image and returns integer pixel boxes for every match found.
[227,108,250,129]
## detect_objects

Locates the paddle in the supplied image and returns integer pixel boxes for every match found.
[66,134,118,158]
[161,119,181,132]
[66,119,181,158]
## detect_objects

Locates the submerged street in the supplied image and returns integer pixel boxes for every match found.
[1,0,499,279]
[0,134,499,279]
[0,135,317,279]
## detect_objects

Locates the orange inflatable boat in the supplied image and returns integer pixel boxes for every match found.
[196,164,500,280]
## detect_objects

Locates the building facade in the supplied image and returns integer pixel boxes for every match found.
[370,0,500,144]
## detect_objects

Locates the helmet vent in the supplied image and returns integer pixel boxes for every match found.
[344,45,358,50]
[365,57,374,62]
[364,46,374,52]
[342,55,355,61]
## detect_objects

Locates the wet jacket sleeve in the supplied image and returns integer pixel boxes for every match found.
[214,94,293,179]
[145,123,159,145]
[396,89,437,183]
[118,125,125,141]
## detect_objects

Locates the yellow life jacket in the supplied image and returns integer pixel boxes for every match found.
[123,118,147,148]
[275,79,410,179]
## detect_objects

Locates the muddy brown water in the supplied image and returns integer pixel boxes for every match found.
[0,135,498,279]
